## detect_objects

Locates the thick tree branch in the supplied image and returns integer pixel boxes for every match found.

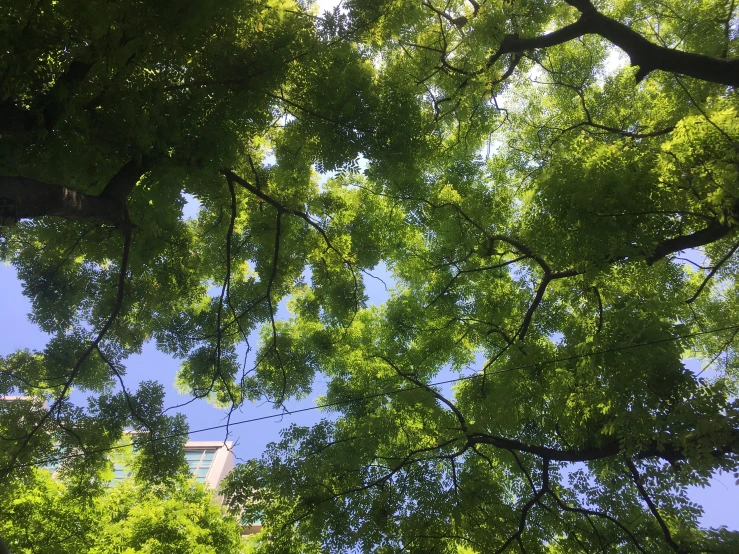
[491,1,739,86]
[646,220,735,264]
[467,428,739,464]
[100,161,146,204]
[0,176,123,224]
[0,162,145,225]
[496,18,591,56]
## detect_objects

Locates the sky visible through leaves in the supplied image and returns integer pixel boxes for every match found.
[1,0,737,537]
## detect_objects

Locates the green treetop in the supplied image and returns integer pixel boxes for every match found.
[2,0,739,552]
[0,463,249,554]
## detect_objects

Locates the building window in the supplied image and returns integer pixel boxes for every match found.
[184,448,218,483]
[38,443,226,486]
[112,465,133,481]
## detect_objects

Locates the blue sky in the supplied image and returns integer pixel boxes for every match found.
[0,261,323,464]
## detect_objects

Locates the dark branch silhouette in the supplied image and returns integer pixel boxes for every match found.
[0,162,145,225]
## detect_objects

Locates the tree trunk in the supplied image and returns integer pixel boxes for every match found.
[0,162,144,225]
[0,176,123,225]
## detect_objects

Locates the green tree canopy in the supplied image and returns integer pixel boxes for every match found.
[0,464,249,554]
[2,0,739,552]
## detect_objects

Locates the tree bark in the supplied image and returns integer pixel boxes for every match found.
[101,160,146,203]
[494,1,739,87]
[468,427,739,464]
[646,220,735,264]
[0,162,145,225]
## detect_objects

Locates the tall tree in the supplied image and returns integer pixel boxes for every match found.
[2,0,739,552]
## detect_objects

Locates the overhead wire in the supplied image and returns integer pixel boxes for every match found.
[3,322,738,473]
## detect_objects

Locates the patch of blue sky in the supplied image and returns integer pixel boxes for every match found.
[181,193,201,220]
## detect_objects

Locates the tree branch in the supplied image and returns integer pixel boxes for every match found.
[100,161,146,204]
[491,2,739,87]
[213,175,240,410]
[518,268,581,341]
[547,490,647,554]
[646,220,735,264]
[0,177,123,224]
[494,459,549,554]
[686,240,739,303]
[0,162,145,225]
[625,458,683,553]
[373,354,468,433]
[467,428,738,464]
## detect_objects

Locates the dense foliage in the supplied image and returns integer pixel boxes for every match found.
[2,0,739,552]
[0,465,248,554]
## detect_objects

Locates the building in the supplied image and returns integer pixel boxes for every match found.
[111,440,236,489]
[184,440,236,488]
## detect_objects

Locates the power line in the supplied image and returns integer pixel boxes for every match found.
[4,322,738,473]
